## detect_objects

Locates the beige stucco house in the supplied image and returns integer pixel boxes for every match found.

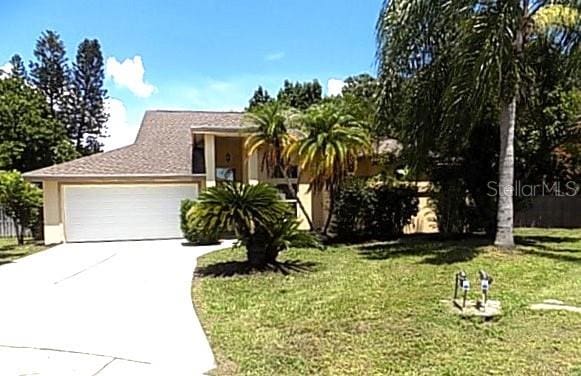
[24,110,436,245]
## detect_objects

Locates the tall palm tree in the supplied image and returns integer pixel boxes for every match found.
[244,101,315,230]
[288,102,372,235]
[377,0,580,248]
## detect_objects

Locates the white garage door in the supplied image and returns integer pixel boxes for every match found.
[63,184,198,242]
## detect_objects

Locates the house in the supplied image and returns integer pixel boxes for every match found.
[24,110,436,244]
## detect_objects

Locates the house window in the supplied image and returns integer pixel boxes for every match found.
[192,134,205,174]
[216,167,235,182]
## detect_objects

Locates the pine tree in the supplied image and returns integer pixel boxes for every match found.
[247,86,273,110]
[277,79,322,110]
[9,54,26,79]
[29,30,70,118]
[66,39,108,155]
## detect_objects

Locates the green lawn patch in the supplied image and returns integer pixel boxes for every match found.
[192,228,581,375]
[0,238,47,265]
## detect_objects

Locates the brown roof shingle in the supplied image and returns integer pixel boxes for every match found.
[23,110,244,179]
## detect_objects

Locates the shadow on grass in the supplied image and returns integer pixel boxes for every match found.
[515,233,581,263]
[195,259,318,278]
[357,235,491,265]
[515,236,580,253]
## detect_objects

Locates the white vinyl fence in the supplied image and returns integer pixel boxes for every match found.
[0,207,32,239]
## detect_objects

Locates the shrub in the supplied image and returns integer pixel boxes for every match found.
[188,182,320,266]
[333,178,419,241]
[0,171,42,245]
[180,199,219,245]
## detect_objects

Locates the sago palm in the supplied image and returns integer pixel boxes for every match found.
[377,0,580,248]
[288,102,372,235]
[188,182,319,266]
[244,101,314,230]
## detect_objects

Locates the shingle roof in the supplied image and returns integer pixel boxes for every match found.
[23,110,244,179]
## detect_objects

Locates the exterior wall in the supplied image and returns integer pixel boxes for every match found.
[43,181,65,245]
[215,136,244,182]
[296,183,312,230]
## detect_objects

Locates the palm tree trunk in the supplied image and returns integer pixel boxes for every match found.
[323,185,336,236]
[494,97,516,248]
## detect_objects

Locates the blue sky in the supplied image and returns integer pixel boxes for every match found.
[0,0,382,149]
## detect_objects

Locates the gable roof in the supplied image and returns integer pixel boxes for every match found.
[23,110,244,180]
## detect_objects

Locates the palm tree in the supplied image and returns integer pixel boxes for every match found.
[377,0,580,248]
[187,182,319,266]
[244,101,315,230]
[288,102,372,236]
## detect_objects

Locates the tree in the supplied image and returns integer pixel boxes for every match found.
[277,79,323,110]
[29,30,69,119]
[244,101,314,230]
[288,102,372,235]
[247,85,273,110]
[9,54,26,79]
[341,74,381,135]
[0,77,77,172]
[0,171,42,245]
[377,0,581,248]
[66,39,109,155]
[188,182,320,267]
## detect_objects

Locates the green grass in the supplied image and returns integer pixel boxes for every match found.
[0,238,47,265]
[192,228,581,375]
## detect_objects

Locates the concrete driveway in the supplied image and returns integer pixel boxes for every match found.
[0,239,235,376]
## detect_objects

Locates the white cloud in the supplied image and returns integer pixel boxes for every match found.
[265,51,285,61]
[327,79,345,96]
[105,56,156,97]
[102,98,139,151]
[0,62,12,79]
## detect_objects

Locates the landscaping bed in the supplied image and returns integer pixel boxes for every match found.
[192,228,581,375]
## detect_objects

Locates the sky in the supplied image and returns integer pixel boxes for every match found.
[0,0,382,150]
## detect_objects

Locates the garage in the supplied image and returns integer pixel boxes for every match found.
[62,184,198,242]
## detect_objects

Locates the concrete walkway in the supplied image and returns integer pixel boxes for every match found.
[0,239,235,375]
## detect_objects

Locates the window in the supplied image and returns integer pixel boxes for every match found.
[216,168,235,182]
[192,134,205,174]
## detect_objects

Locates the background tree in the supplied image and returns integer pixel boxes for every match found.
[0,171,42,245]
[29,30,70,119]
[9,54,27,79]
[66,39,108,155]
[340,73,381,136]
[0,77,77,172]
[377,0,581,248]
[247,85,273,111]
[288,102,372,235]
[277,79,323,110]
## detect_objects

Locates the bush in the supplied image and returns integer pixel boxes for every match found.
[180,199,219,245]
[333,178,419,241]
[188,182,321,266]
[0,171,42,245]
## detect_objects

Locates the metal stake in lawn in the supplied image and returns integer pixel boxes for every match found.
[478,270,493,307]
[454,271,470,309]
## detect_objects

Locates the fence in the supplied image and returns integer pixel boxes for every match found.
[515,195,581,228]
[0,208,33,239]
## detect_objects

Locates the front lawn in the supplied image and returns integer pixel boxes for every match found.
[192,228,581,375]
[0,238,46,265]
